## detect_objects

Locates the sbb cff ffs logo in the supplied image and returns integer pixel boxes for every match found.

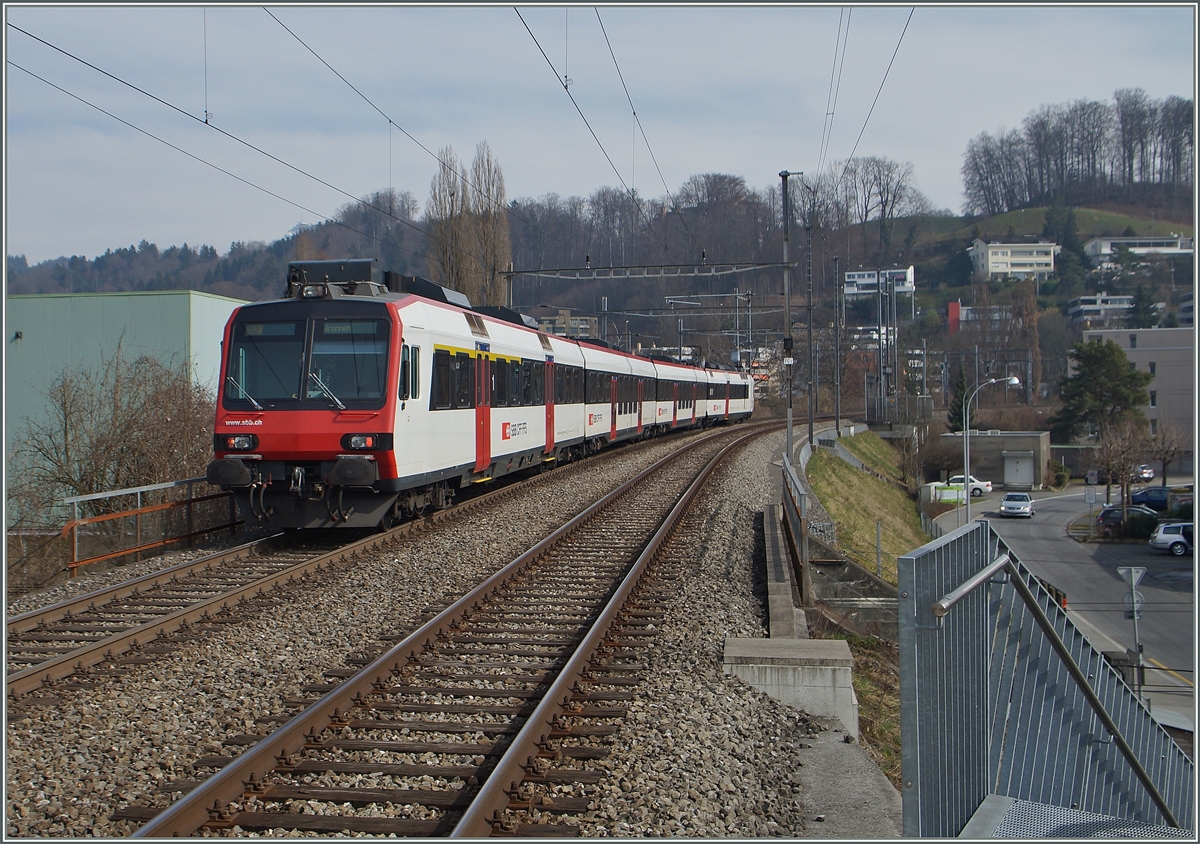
[501,421,528,440]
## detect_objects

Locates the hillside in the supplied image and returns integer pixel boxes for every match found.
[6,197,1192,326]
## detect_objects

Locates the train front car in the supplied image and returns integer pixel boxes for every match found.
[207,260,403,529]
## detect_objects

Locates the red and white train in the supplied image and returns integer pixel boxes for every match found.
[206,259,754,528]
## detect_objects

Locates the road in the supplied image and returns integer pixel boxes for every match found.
[937,486,1194,729]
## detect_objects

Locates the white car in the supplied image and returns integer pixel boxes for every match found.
[948,475,992,497]
[999,492,1035,518]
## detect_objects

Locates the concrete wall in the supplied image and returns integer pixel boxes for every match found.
[5,290,245,457]
[939,430,1051,488]
[723,638,858,733]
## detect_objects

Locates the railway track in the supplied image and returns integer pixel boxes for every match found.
[117,422,772,837]
[5,428,720,705]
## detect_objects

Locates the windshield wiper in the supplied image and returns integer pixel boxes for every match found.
[308,371,346,410]
[226,375,264,410]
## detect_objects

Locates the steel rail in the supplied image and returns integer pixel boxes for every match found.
[131,425,760,838]
[7,528,406,699]
[451,428,761,836]
[11,423,718,637]
[7,534,285,635]
[6,430,671,695]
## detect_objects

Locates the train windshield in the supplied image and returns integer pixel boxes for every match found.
[225,315,391,409]
[307,319,390,402]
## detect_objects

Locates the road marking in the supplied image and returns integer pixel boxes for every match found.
[1149,657,1194,687]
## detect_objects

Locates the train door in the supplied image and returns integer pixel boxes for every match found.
[636,379,644,435]
[544,358,555,455]
[609,376,618,441]
[474,349,490,473]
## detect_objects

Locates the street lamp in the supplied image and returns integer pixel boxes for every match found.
[963,375,1020,522]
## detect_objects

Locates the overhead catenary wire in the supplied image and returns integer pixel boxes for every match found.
[816,7,851,178]
[514,6,669,256]
[6,21,435,249]
[834,7,914,190]
[6,61,424,262]
[594,8,698,254]
[263,7,557,248]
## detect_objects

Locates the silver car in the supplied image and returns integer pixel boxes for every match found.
[999,492,1035,518]
[1149,522,1193,556]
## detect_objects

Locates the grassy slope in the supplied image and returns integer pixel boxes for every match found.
[803,433,921,788]
[805,446,928,585]
[940,207,1194,242]
[836,429,905,485]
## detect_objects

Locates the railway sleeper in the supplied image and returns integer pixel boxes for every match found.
[204,812,452,837]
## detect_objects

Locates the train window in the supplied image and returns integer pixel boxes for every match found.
[432,349,452,409]
[520,361,532,406]
[509,360,521,407]
[478,356,489,407]
[453,352,473,408]
[554,365,564,404]
[532,362,544,406]
[410,346,420,400]
[493,357,508,407]
[400,345,410,401]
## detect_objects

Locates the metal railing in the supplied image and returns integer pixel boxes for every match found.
[780,454,813,605]
[60,478,239,576]
[898,520,1193,837]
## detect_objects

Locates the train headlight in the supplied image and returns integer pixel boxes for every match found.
[221,434,259,450]
[340,433,392,451]
[301,284,326,299]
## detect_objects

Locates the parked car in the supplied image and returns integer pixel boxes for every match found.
[1095,504,1158,531]
[1130,486,1171,511]
[1149,522,1193,556]
[999,492,1035,518]
[947,475,992,497]
[1136,464,1156,481]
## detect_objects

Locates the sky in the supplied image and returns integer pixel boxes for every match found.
[3,3,1196,266]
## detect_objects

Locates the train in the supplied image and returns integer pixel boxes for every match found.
[205,259,754,529]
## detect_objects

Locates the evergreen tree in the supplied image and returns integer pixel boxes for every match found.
[1127,285,1158,328]
[1048,338,1153,443]
[947,366,975,432]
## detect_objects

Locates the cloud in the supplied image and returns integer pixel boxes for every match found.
[4,4,1194,263]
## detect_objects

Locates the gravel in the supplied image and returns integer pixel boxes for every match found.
[5,427,837,838]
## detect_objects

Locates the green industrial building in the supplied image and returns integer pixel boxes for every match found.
[5,290,247,460]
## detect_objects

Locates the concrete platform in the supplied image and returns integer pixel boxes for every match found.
[794,722,903,838]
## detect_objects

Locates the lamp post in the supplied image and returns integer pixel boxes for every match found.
[963,376,1021,522]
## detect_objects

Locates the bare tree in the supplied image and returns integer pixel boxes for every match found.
[1093,415,1150,507]
[1147,419,1187,486]
[469,140,512,306]
[426,146,474,297]
[7,348,215,585]
[1113,88,1154,196]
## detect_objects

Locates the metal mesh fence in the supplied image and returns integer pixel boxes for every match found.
[898,521,1193,837]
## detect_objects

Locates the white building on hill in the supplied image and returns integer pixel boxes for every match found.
[968,239,1058,281]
